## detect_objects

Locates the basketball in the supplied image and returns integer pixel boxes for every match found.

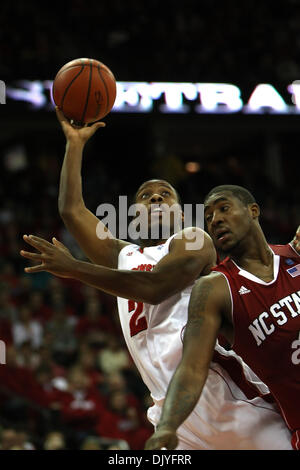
[52,58,117,125]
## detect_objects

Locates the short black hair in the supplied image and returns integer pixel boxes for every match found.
[204,185,256,207]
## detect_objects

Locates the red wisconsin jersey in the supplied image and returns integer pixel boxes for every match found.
[213,243,300,447]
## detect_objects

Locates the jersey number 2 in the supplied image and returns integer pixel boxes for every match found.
[291,338,300,365]
[128,300,148,337]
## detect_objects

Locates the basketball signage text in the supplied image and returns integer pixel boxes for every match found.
[6,80,300,115]
[0,80,5,104]
[248,291,300,347]
[0,340,6,364]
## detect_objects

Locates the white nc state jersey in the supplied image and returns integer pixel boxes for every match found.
[117,235,191,401]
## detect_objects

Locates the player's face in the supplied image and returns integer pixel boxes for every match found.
[135,180,182,236]
[204,192,253,253]
[135,180,178,206]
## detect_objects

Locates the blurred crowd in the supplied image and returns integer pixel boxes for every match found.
[2,0,300,93]
[0,275,153,450]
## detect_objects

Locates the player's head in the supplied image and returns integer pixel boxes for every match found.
[204,185,260,254]
[132,179,183,244]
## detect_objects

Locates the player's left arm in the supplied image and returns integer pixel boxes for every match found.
[145,273,229,450]
[20,228,216,304]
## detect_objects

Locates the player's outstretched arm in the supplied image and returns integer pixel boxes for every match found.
[145,273,227,450]
[20,229,216,305]
[56,107,129,269]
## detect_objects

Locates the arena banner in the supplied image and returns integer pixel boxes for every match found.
[4,80,300,115]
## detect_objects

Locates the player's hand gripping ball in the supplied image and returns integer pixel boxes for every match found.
[52,58,117,125]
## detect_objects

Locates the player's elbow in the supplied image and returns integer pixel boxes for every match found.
[141,291,164,305]
[140,278,170,305]
[59,206,70,220]
[146,286,172,305]
[58,201,83,223]
[145,273,188,305]
[151,292,168,305]
[59,209,76,228]
[58,198,71,219]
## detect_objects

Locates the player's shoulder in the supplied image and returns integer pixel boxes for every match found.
[170,227,215,253]
[192,271,231,308]
[195,270,228,287]
[270,242,300,259]
[117,240,140,258]
[173,226,209,239]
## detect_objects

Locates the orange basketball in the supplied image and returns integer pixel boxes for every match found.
[52,58,117,124]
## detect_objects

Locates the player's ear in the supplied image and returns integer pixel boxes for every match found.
[249,203,260,219]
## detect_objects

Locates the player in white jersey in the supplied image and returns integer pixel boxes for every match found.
[20,110,293,449]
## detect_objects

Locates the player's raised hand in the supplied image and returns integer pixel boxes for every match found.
[291,225,300,254]
[20,235,77,279]
[55,107,105,145]
[144,428,178,450]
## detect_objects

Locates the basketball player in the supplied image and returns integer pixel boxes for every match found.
[145,185,300,450]
[20,113,295,449]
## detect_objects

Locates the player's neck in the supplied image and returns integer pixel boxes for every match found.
[231,226,273,269]
[139,237,169,248]
[138,224,178,248]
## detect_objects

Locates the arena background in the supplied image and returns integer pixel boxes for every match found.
[0,0,299,450]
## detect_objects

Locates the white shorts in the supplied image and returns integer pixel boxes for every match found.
[147,363,292,450]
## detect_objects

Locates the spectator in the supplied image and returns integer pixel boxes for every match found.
[100,371,143,415]
[27,290,53,324]
[15,341,41,370]
[76,347,104,389]
[96,390,151,450]
[59,367,105,435]
[43,431,67,450]
[75,296,116,343]
[0,428,19,450]
[34,364,69,408]
[0,283,15,346]
[0,262,19,290]
[37,344,67,378]
[0,283,17,322]
[79,436,103,450]
[12,305,43,350]
[97,335,131,375]
[106,442,129,450]
[14,430,35,450]
[49,289,76,320]
[45,305,78,367]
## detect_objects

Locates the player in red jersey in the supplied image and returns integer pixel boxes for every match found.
[145,185,300,450]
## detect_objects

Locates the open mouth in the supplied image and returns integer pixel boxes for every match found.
[215,229,230,241]
[150,204,164,215]
[151,208,163,213]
